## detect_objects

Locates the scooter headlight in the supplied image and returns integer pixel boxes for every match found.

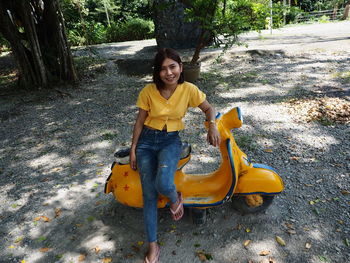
[114,147,130,165]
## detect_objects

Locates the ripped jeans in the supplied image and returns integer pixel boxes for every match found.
[136,126,182,242]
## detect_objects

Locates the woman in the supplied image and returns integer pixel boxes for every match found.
[130,48,220,263]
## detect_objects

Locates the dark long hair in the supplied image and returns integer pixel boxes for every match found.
[153,48,185,90]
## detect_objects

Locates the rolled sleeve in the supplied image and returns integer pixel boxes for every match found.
[188,84,206,108]
[136,87,150,111]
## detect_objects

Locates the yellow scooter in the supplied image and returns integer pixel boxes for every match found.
[105,107,284,223]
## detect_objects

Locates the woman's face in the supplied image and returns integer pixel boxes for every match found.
[159,58,183,89]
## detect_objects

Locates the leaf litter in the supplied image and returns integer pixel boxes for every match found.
[286,97,350,124]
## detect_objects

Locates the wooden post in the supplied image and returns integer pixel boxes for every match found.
[269,0,273,34]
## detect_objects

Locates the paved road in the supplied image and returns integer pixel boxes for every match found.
[238,20,350,53]
[73,21,350,60]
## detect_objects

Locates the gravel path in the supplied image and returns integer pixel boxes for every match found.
[0,21,349,263]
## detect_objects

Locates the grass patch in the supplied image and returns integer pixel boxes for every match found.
[73,56,107,78]
[333,71,350,83]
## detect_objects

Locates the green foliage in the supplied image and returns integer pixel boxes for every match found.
[299,0,345,12]
[286,6,305,24]
[0,33,10,53]
[68,21,107,46]
[318,15,330,23]
[61,0,154,45]
[106,18,154,43]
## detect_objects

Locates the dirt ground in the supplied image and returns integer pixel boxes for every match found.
[0,21,350,263]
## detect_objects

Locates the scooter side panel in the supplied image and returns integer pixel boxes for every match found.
[235,166,284,195]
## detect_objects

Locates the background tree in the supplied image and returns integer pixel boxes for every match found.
[342,0,350,20]
[0,0,77,89]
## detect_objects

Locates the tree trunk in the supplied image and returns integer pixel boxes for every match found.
[0,0,77,90]
[342,0,350,20]
[332,4,338,20]
[154,0,201,49]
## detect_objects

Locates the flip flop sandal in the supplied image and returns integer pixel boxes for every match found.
[170,192,184,221]
[144,246,160,263]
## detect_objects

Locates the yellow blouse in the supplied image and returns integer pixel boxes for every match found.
[136,82,206,132]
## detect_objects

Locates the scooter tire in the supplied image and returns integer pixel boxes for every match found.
[232,195,274,214]
[191,208,206,225]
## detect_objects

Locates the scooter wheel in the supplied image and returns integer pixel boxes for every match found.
[191,208,206,225]
[232,195,274,214]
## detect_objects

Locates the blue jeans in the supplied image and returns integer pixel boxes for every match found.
[136,127,182,242]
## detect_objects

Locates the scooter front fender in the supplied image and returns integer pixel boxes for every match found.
[235,164,284,195]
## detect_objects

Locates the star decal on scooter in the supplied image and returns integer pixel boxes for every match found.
[123,184,130,191]
[123,172,129,177]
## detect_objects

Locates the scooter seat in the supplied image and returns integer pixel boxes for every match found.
[114,142,191,165]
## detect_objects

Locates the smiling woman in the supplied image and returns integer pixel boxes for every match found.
[128,48,221,263]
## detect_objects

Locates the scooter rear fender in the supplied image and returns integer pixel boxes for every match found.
[235,164,284,195]
[104,155,192,208]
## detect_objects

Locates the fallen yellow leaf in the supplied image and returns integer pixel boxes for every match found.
[102,257,112,263]
[259,250,270,256]
[21,260,25,263]
[8,245,15,249]
[15,237,23,243]
[290,156,300,160]
[34,217,42,221]
[94,246,101,254]
[276,236,286,246]
[245,228,251,233]
[285,222,294,229]
[42,216,51,222]
[39,247,50,252]
[196,252,207,262]
[235,224,243,230]
[137,241,144,246]
[243,240,251,247]
[264,149,273,153]
[341,190,349,195]
[55,208,61,218]
[78,254,86,261]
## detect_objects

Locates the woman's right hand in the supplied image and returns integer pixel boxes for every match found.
[130,149,137,170]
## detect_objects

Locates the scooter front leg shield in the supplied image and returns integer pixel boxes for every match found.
[235,164,284,195]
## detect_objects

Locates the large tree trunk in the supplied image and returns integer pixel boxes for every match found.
[154,0,201,49]
[342,0,350,20]
[0,0,77,90]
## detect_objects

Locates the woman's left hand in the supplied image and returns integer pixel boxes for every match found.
[207,125,221,147]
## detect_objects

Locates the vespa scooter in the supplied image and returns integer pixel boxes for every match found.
[105,107,284,223]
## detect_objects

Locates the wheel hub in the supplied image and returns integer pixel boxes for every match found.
[245,194,263,207]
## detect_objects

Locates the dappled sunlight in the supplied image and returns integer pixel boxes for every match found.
[80,226,117,253]
[308,229,324,241]
[219,86,283,100]
[79,140,112,150]
[1,26,349,262]
[27,153,71,170]
[289,129,339,150]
